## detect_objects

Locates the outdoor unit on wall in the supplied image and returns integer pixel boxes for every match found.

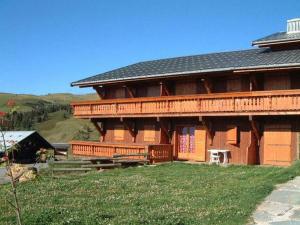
[287,18,300,34]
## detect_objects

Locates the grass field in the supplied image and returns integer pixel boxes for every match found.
[1,162,300,225]
[0,92,98,142]
[34,110,98,142]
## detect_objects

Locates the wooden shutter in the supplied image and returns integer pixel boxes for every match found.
[144,125,156,142]
[263,124,292,166]
[227,79,242,92]
[194,126,206,161]
[114,125,124,141]
[227,126,238,145]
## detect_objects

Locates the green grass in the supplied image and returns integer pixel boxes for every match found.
[1,162,300,225]
[34,111,99,142]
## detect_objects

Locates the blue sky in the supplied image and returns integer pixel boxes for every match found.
[1,0,300,95]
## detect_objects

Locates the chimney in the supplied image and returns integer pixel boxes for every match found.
[287,18,300,34]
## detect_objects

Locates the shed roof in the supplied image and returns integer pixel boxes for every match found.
[71,47,300,86]
[0,131,53,153]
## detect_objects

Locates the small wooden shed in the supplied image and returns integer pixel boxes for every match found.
[0,131,53,163]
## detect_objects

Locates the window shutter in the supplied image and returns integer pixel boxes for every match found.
[114,125,124,141]
[227,126,238,145]
[144,125,156,142]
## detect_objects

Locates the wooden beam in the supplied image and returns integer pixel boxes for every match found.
[157,117,171,144]
[123,85,135,98]
[91,119,106,142]
[199,116,214,145]
[202,78,213,94]
[160,81,170,96]
[122,119,137,143]
[93,86,105,99]
[249,116,260,142]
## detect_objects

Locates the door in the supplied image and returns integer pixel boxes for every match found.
[263,124,292,166]
[177,126,206,161]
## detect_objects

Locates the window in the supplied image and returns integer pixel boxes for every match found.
[114,124,124,141]
[144,125,156,142]
[227,126,238,145]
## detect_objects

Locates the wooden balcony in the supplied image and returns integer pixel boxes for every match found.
[71,89,300,118]
[70,141,173,163]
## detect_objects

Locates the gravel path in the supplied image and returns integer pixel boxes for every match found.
[251,176,300,224]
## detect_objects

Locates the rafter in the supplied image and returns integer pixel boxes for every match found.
[202,78,213,94]
[160,81,170,96]
[123,85,135,98]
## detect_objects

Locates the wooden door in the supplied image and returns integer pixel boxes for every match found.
[263,124,292,166]
[177,126,206,161]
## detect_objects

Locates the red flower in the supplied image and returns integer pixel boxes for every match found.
[6,99,16,108]
[1,156,9,162]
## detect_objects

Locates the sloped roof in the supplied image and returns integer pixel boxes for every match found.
[252,32,300,46]
[71,47,300,86]
[0,131,53,153]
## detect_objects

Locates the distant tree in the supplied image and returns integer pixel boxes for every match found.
[73,125,93,141]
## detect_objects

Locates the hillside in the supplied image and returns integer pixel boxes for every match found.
[0,93,99,143]
[0,92,97,112]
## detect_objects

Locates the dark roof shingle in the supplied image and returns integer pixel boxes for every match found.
[252,32,300,46]
[71,48,300,86]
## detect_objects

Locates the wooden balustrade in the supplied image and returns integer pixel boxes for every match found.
[70,141,173,163]
[71,89,300,117]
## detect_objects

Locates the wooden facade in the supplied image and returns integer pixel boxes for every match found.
[70,72,300,166]
[71,20,300,166]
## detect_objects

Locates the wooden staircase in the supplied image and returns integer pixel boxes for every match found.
[49,153,149,174]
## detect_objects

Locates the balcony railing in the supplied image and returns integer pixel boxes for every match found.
[70,141,173,163]
[71,89,300,117]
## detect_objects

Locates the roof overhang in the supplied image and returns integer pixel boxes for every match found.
[252,38,300,47]
[71,64,300,88]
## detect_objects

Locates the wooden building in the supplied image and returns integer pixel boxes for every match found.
[70,19,300,166]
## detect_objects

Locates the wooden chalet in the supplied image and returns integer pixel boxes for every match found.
[70,19,300,166]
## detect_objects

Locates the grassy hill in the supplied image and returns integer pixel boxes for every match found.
[0,93,99,143]
[0,92,97,112]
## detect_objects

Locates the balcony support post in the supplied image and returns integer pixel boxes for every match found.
[93,86,105,99]
[123,85,135,98]
[249,116,260,144]
[157,117,171,144]
[121,118,137,143]
[199,116,214,145]
[91,118,106,142]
